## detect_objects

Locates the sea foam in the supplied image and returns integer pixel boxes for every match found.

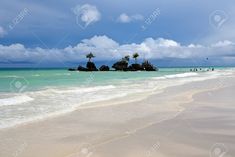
[0,95,34,107]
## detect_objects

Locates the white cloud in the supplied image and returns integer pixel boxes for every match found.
[81,35,119,49]
[117,13,131,23]
[144,38,180,47]
[0,36,235,64]
[211,40,234,47]
[188,44,203,48]
[0,26,7,38]
[117,13,144,23]
[72,4,101,27]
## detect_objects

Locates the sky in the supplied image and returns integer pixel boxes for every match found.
[0,0,235,67]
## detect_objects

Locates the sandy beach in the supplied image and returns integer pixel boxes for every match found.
[1,0,235,156]
[0,73,235,157]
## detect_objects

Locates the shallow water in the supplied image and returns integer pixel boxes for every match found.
[0,67,233,129]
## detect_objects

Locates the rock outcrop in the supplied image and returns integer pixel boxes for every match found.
[128,64,144,71]
[68,68,76,71]
[69,58,158,72]
[99,65,110,71]
[86,61,98,71]
[111,60,158,71]
[142,60,158,71]
[77,65,87,71]
[112,60,128,71]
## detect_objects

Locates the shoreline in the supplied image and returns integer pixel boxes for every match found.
[0,69,233,130]
[1,73,235,157]
[0,70,229,130]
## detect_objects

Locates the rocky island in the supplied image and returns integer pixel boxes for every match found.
[68,52,158,72]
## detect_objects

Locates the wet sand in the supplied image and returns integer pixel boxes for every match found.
[0,75,235,157]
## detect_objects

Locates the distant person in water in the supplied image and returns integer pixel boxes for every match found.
[190,67,214,72]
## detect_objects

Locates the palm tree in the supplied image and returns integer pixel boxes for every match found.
[133,53,139,64]
[86,52,95,62]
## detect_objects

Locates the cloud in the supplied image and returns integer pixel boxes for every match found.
[81,35,119,48]
[0,35,235,66]
[117,13,144,23]
[72,4,101,27]
[0,26,7,38]
[211,40,234,47]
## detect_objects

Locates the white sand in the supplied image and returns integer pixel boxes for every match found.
[0,75,235,157]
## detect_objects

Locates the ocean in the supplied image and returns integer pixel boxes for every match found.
[0,67,233,129]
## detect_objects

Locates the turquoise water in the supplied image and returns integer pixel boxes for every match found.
[0,68,202,93]
[0,67,233,129]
